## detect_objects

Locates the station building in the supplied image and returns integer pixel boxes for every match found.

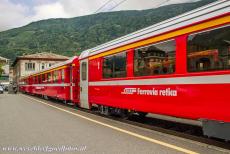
[12,52,69,84]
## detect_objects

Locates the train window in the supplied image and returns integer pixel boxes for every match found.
[34,76,37,84]
[47,73,52,83]
[32,77,35,84]
[42,74,46,83]
[103,56,113,78]
[38,75,41,84]
[53,70,58,83]
[134,40,176,76]
[103,52,127,78]
[187,25,230,72]
[61,69,65,82]
[82,62,87,81]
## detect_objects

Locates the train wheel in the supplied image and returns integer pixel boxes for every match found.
[113,108,128,118]
[63,100,68,104]
[98,105,111,116]
[138,112,148,118]
[44,95,49,100]
[73,103,78,109]
[120,110,128,119]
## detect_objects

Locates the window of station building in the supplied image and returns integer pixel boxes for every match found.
[25,63,35,71]
[41,63,45,70]
[134,40,176,76]
[187,25,230,72]
[103,52,127,78]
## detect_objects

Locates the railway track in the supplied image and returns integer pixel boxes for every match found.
[26,94,230,151]
[84,108,230,151]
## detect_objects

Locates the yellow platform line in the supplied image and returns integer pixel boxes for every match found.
[22,95,199,154]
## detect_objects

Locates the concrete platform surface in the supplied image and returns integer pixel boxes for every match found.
[0,93,229,154]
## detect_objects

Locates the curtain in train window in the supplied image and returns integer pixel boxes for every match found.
[134,40,176,76]
[103,52,127,78]
[187,25,230,72]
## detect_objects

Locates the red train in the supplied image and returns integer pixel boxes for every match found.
[20,0,230,140]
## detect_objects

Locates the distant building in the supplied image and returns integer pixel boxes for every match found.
[12,52,69,84]
[0,56,10,83]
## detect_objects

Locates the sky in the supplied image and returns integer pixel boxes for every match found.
[0,0,200,31]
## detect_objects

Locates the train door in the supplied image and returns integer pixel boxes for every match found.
[70,66,73,100]
[70,63,79,103]
[80,59,90,109]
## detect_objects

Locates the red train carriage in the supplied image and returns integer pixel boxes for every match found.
[20,56,80,104]
[78,0,230,140]
[20,0,230,140]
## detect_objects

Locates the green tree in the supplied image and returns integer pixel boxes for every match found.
[0,0,215,61]
[0,63,3,78]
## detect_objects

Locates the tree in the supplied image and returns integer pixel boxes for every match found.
[0,63,3,78]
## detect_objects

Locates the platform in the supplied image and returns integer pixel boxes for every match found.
[0,93,229,154]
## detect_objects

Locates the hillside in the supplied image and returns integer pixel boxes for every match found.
[0,0,215,61]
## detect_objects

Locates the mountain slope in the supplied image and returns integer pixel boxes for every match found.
[0,0,215,60]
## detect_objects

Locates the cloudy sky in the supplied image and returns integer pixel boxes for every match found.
[0,0,200,31]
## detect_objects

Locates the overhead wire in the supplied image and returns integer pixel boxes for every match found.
[107,0,129,11]
[94,0,115,13]
[95,0,171,14]
[155,0,171,8]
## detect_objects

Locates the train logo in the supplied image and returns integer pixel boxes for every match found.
[121,88,137,95]
[121,88,177,96]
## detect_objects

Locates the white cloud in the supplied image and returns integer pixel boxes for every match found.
[0,0,202,31]
[30,2,69,21]
[59,0,109,17]
[113,0,200,11]
[0,0,29,31]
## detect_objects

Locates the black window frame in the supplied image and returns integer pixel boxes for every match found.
[103,51,127,79]
[134,39,176,77]
[187,25,230,72]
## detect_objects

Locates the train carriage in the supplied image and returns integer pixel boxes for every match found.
[79,0,230,140]
[20,56,80,104]
[20,0,230,140]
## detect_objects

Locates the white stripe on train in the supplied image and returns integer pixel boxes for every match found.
[21,74,230,87]
[22,83,70,87]
[89,74,230,86]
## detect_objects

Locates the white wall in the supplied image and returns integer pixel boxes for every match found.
[19,60,60,77]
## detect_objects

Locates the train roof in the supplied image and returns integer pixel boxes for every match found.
[20,56,78,79]
[79,0,230,60]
